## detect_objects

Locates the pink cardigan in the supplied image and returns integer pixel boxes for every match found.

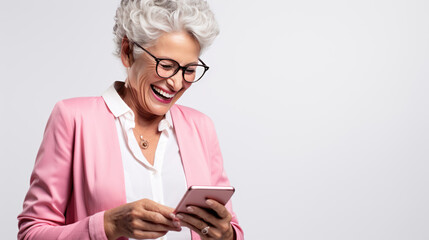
[18,97,244,240]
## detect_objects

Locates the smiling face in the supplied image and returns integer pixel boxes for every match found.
[121,31,200,119]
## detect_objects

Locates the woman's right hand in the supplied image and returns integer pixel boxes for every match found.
[104,199,181,240]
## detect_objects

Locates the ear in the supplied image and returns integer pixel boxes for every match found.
[120,36,134,68]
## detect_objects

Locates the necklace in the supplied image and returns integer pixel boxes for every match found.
[139,135,149,150]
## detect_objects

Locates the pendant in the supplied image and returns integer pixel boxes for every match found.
[140,135,149,149]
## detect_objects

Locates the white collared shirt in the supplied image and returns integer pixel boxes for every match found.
[102,82,190,240]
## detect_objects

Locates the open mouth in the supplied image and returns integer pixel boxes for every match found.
[151,85,175,100]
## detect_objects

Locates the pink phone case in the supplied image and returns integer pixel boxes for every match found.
[174,186,235,214]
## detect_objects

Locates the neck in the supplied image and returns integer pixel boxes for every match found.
[119,84,164,131]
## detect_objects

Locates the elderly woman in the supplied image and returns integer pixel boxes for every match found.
[17,0,243,239]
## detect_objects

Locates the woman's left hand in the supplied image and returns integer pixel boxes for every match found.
[176,199,235,240]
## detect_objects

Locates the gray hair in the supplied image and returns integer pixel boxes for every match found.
[113,0,220,57]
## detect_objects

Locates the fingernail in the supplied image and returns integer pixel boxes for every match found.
[169,213,176,219]
[173,221,181,227]
[186,206,194,212]
[177,214,184,219]
[206,199,213,205]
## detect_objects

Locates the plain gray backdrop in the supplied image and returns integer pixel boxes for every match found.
[1,0,429,239]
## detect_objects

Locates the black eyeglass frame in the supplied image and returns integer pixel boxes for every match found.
[130,41,209,83]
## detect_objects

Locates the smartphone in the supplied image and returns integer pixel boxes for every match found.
[174,185,235,214]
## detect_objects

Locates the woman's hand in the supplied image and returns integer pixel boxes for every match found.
[176,199,235,240]
[104,199,181,240]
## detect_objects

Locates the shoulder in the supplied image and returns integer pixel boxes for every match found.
[171,104,215,127]
[170,104,219,145]
[49,96,112,128]
[55,96,106,111]
[171,104,206,116]
[53,96,110,117]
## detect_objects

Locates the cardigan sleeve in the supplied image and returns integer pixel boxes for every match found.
[17,101,108,240]
[205,117,245,240]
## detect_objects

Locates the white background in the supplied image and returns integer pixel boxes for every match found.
[1,0,429,239]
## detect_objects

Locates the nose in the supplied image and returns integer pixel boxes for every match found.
[166,70,184,92]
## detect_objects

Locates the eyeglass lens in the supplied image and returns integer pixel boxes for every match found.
[157,59,206,82]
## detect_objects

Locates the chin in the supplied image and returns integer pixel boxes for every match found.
[148,104,173,116]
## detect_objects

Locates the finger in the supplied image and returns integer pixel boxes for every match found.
[176,212,221,238]
[185,206,233,236]
[139,209,179,228]
[182,219,222,240]
[131,218,182,232]
[180,221,221,239]
[186,206,219,228]
[141,199,178,220]
[176,213,207,231]
[205,199,231,220]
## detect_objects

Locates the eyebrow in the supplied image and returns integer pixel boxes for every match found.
[132,41,201,66]
[157,56,199,66]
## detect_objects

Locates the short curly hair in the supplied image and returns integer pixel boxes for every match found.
[113,0,219,57]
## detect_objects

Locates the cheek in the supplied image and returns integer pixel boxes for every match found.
[138,75,156,103]
[182,82,192,91]
[129,61,156,84]
[127,70,152,103]
[174,83,191,100]
[133,69,156,91]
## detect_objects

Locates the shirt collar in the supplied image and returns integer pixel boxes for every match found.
[159,111,173,132]
[102,81,132,118]
[102,81,173,131]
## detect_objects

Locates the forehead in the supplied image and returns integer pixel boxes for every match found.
[148,31,201,64]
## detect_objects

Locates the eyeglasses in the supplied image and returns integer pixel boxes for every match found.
[131,41,209,83]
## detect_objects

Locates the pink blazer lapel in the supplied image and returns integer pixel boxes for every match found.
[170,105,212,187]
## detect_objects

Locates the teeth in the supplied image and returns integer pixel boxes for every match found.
[153,86,175,99]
